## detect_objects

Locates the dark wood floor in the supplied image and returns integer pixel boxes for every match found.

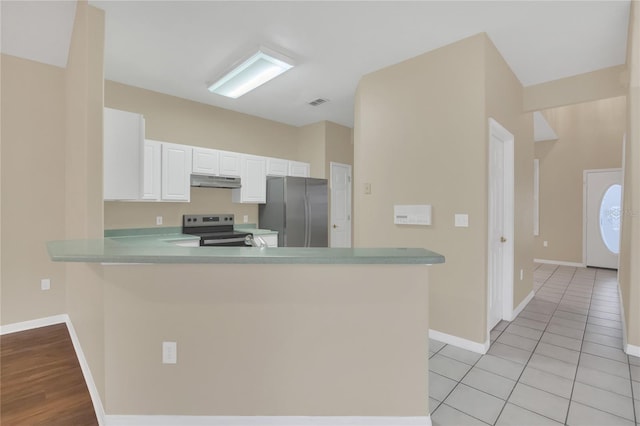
[1,323,98,425]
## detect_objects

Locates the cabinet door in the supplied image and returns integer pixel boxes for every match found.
[232,155,266,203]
[142,140,161,200]
[288,161,311,177]
[103,108,144,200]
[192,147,219,176]
[218,150,241,177]
[266,157,288,176]
[161,142,192,202]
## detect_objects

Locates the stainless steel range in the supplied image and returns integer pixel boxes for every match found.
[182,214,253,246]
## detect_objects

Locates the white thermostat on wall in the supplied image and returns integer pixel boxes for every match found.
[394,205,432,225]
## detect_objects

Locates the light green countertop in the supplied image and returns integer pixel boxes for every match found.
[46,228,444,265]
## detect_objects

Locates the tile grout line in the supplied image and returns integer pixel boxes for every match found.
[492,265,583,425]
[488,264,570,425]
[563,267,595,426]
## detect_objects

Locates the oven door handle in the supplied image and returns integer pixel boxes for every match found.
[201,237,248,245]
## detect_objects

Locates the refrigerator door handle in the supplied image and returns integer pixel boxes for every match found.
[304,194,311,247]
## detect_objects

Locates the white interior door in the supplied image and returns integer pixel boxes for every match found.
[488,119,514,332]
[330,162,352,248]
[585,169,622,269]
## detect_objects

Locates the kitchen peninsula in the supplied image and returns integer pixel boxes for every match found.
[47,233,443,422]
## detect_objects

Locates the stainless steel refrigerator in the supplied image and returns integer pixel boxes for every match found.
[259,176,328,247]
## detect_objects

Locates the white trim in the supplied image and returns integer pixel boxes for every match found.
[429,329,489,354]
[0,315,106,426]
[105,416,431,426]
[618,281,628,355]
[533,159,540,236]
[487,118,515,336]
[507,290,535,321]
[0,314,68,335]
[65,317,106,426]
[533,258,585,268]
[626,343,640,357]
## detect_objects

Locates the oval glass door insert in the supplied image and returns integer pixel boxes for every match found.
[599,184,622,254]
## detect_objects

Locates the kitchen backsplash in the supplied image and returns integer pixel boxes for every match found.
[104,187,258,229]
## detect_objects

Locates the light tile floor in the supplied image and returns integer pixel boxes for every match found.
[429,263,640,425]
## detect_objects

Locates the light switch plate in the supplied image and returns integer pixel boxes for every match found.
[162,341,177,364]
[454,214,469,227]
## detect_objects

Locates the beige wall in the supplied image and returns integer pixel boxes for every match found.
[325,121,354,178]
[103,264,429,415]
[534,97,626,263]
[524,65,628,112]
[297,121,326,178]
[484,36,535,310]
[0,55,68,324]
[619,0,640,349]
[64,1,107,401]
[355,34,489,344]
[354,33,531,345]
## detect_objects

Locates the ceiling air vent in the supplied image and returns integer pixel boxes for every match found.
[308,98,328,107]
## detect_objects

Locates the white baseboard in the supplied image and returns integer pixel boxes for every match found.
[65,317,107,426]
[508,290,535,321]
[626,343,640,358]
[0,315,106,426]
[0,314,68,335]
[534,258,585,268]
[429,329,489,354]
[105,416,431,426]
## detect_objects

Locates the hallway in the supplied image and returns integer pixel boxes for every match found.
[429,263,639,425]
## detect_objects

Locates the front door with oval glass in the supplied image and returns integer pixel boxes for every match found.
[585,169,622,269]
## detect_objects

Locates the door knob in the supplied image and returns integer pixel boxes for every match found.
[333,224,338,229]
[500,236,507,243]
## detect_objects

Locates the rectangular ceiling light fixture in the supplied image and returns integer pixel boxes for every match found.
[207,47,294,99]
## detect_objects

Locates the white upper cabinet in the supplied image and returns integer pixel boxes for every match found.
[232,155,266,204]
[142,139,161,201]
[218,150,242,177]
[161,142,192,202]
[289,161,311,177]
[266,157,289,176]
[104,108,145,200]
[192,147,220,176]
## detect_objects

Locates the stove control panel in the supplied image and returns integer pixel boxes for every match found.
[183,214,234,227]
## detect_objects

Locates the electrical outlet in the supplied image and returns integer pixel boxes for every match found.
[41,278,51,291]
[156,216,163,226]
[364,183,372,195]
[243,215,249,223]
[543,240,548,247]
[162,341,177,364]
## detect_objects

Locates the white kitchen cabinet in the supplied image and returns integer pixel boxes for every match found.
[288,161,311,177]
[218,150,242,177]
[141,140,161,201]
[161,142,192,202]
[192,147,220,176]
[232,155,266,204]
[266,157,289,176]
[104,108,145,200]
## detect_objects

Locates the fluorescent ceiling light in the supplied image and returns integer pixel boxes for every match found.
[208,48,294,98]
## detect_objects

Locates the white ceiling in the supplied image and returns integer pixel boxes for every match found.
[1,1,631,128]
